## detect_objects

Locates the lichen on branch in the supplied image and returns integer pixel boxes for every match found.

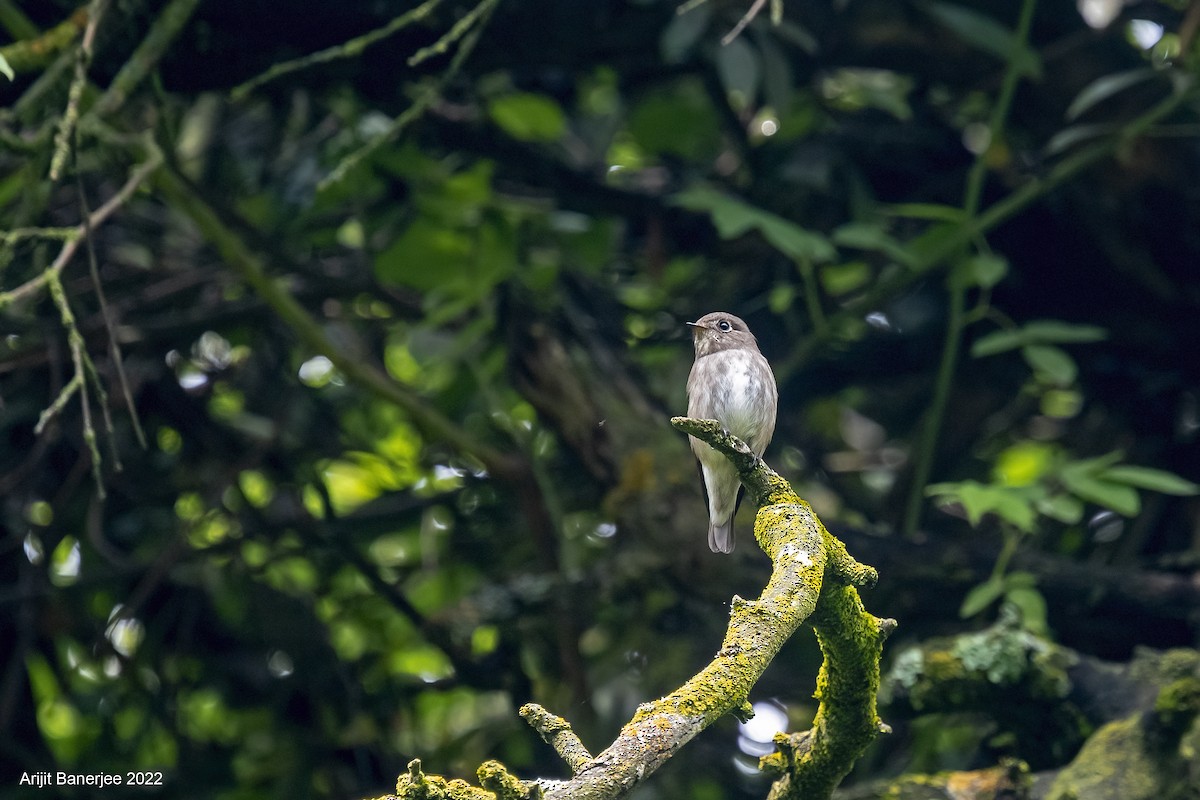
[368,418,894,800]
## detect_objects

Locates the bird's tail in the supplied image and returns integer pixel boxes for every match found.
[708,519,735,554]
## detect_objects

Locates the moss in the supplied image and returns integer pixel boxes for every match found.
[1045,716,1169,800]
[394,759,497,800]
[477,760,530,799]
[884,617,1073,714]
[1155,676,1200,739]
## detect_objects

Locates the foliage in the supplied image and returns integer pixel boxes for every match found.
[1,0,1199,797]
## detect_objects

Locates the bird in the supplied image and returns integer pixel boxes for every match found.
[686,312,778,553]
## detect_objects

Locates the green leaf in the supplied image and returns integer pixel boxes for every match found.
[661,2,712,63]
[759,35,795,112]
[1036,493,1084,524]
[1004,585,1049,635]
[488,93,566,142]
[1044,123,1115,156]
[819,261,871,296]
[628,79,721,160]
[716,36,761,110]
[972,319,1107,357]
[1061,450,1125,475]
[1059,468,1141,516]
[1066,68,1159,120]
[671,187,836,262]
[883,202,968,223]
[1100,466,1199,496]
[1021,320,1108,344]
[0,53,13,81]
[989,490,1038,532]
[1022,344,1077,385]
[970,329,1019,356]
[952,253,1009,289]
[924,2,1041,78]
[1003,570,1038,589]
[832,221,916,267]
[927,480,1037,531]
[960,576,1005,617]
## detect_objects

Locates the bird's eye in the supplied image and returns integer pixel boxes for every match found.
[718,320,732,332]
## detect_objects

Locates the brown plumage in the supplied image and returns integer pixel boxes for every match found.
[685,312,778,553]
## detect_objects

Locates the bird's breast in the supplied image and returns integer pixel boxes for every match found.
[687,349,776,449]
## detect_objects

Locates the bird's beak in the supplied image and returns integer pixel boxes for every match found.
[686,321,702,328]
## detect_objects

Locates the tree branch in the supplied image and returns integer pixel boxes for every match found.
[381,420,893,800]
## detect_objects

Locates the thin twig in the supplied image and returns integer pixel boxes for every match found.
[721,0,767,45]
[231,0,446,101]
[75,150,147,449]
[0,156,161,309]
[318,0,496,192]
[0,7,86,75]
[407,0,497,67]
[49,0,106,181]
[0,227,80,245]
[93,0,202,117]
[40,272,106,498]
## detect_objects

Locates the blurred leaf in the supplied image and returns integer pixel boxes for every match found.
[972,319,1107,357]
[927,480,1037,531]
[1022,344,1077,385]
[672,186,836,261]
[716,37,761,109]
[1004,570,1037,589]
[1036,493,1084,524]
[884,202,968,223]
[820,261,871,295]
[960,575,1005,617]
[1100,466,1199,496]
[1004,585,1049,635]
[629,79,721,160]
[661,2,712,63]
[376,217,471,287]
[1041,388,1083,419]
[820,68,914,120]
[488,93,566,142]
[1021,320,1109,344]
[952,253,1009,289]
[1059,461,1141,516]
[1062,451,1125,475]
[768,282,795,313]
[993,441,1054,487]
[759,35,794,111]
[924,2,1041,78]
[1066,68,1158,120]
[0,53,13,81]
[1044,122,1115,156]
[832,221,916,266]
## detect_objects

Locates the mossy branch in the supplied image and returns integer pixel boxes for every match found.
[92,0,201,117]
[0,6,87,75]
[2,151,160,496]
[519,703,593,773]
[370,420,893,800]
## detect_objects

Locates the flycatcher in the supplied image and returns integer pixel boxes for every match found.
[686,312,778,553]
